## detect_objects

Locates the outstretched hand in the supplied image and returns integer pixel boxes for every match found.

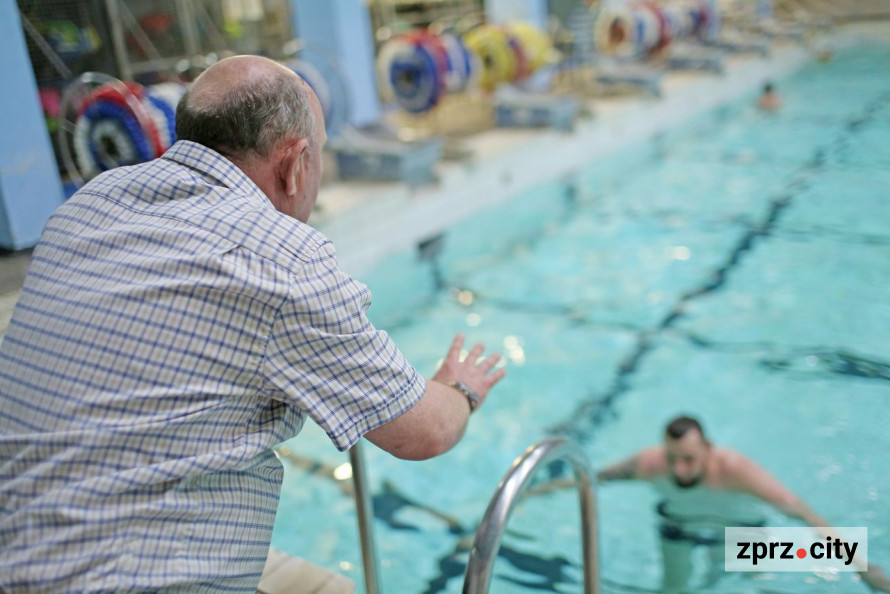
[432,334,506,409]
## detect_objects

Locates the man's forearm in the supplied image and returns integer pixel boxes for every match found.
[596,456,639,482]
[365,380,470,460]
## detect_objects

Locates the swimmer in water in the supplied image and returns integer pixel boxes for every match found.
[593,416,890,592]
[758,82,782,111]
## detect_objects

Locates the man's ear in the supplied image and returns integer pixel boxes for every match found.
[281,138,309,198]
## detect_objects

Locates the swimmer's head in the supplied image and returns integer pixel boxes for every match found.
[664,416,711,489]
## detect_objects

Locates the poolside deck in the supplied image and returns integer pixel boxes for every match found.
[258,549,355,594]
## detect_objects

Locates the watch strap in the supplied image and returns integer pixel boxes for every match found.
[448,381,480,413]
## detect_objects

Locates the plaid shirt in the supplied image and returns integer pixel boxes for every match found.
[0,141,425,592]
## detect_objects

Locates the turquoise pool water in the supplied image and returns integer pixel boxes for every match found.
[272,44,890,593]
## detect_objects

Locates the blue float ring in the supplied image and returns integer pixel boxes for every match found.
[145,94,176,148]
[81,99,153,169]
[388,39,442,113]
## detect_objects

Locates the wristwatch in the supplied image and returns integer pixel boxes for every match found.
[448,381,480,413]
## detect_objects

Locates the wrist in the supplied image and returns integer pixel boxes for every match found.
[446,381,480,413]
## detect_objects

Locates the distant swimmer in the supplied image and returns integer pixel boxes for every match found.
[758,82,782,111]
[594,416,890,592]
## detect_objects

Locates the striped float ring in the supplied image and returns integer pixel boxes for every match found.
[636,2,671,54]
[72,81,183,178]
[74,99,151,177]
[84,83,164,157]
[595,1,711,56]
[594,6,637,56]
[662,3,695,39]
[439,32,474,93]
[145,82,186,150]
[684,0,712,36]
[377,34,445,113]
[595,3,666,57]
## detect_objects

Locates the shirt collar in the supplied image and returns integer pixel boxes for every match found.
[162,140,275,211]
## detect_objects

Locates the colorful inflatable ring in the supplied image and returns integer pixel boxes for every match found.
[505,30,532,81]
[594,6,636,56]
[439,32,474,92]
[507,22,556,73]
[463,25,517,90]
[377,35,444,112]
[145,82,186,150]
[636,2,671,54]
[85,82,165,157]
[74,99,152,177]
[595,3,665,57]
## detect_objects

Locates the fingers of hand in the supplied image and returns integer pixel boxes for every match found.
[478,353,501,373]
[446,334,465,361]
[467,343,485,362]
[434,337,507,396]
[486,368,507,387]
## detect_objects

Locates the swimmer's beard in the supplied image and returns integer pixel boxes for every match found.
[673,474,703,489]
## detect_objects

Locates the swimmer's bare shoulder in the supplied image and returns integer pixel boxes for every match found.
[711,447,754,488]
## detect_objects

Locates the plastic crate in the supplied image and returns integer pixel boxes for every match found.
[332,135,443,187]
[494,94,580,132]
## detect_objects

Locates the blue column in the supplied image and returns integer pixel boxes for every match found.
[756,0,773,18]
[485,0,548,29]
[288,0,380,128]
[706,0,722,41]
[0,1,65,250]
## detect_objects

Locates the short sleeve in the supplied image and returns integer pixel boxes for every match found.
[262,242,426,450]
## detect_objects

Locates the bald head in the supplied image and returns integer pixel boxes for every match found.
[175,55,319,161]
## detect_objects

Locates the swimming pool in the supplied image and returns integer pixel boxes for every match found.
[271,43,890,593]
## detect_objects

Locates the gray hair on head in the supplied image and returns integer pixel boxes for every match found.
[175,68,317,160]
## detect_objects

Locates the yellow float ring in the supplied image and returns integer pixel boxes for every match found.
[463,25,516,90]
[507,22,556,73]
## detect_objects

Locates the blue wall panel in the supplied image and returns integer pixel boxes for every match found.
[289,0,381,128]
[0,1,65,250]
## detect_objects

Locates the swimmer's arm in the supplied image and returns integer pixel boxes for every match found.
[724,452,826,524]
[525,448,664,495]
[597,448,666,482]
[726,453,890,591]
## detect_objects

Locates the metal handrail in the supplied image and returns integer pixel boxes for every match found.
[349,440,381,594]
[463,437,599,594]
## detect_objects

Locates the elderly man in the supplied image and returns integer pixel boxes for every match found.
[597,416,890,592]
[0,56,504,592]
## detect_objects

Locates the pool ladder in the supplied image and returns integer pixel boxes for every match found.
[350,436,600,593]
